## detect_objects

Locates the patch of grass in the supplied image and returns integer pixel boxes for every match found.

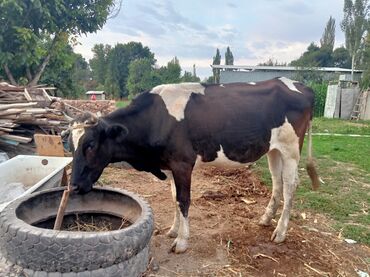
[312,117,370,135]
[116,100,130,108]
[311,136,370,173]
[253,118,370,245]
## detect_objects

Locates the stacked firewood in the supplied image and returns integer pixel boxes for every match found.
[0,82,69,146]
[63,100,116,117]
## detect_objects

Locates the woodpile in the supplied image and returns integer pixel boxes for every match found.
[63,100,116,118]
[0,82,69,148]
[0,82,119,157]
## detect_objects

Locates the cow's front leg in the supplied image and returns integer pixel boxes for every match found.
[169,163,192,254]
[167,178,180,238]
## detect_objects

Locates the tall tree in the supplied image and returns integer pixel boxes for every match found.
[107,42,155,98]
[320,16,336,51]
[225,46,234,66]
[89,44,112,85]
[341,0,369,76]
[126,58,160,98]
[359,33,370,87]
[332,47,352,68]
[40,45,89,98]
[0,0,118,86]
[157,57,182,84]
[212,48,221,83]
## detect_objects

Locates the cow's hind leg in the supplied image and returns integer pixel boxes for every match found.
[271,156,298,243]
[258,149,283,226]
[167,177,180,238]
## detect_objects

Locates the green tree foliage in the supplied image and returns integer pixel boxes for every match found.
[40,44,90,98]
[0,0,117,86]
[320,16,336,51]
[212,48,221,83]
[258,58,287,66]
[181,71,200,82]
[125,56,201,99]
[107,42,155,98]
[359,33,370,87]
[89,44,111,85]
[157,57,181,84]
[126,58,161,98]
[332,47,352,68]
[308,82,328,117]
[291,42,334,67]
[341,0,369,75]
[204,76,215,84]
[225,46,234,66]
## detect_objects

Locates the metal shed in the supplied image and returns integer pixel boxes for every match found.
[211,65,363,84]
[85,91,105,100]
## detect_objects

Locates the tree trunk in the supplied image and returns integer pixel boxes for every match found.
[28,33,61,87]
[26,67,33,82]
[351,55,355,80]
[28,53,52,87]
[3,64,18,86]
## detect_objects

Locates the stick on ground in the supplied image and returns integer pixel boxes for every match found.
[53,187,70,230]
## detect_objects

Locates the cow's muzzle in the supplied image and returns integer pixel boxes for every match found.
[70,183,92,195]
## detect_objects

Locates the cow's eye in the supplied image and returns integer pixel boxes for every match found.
[86,141,95,151]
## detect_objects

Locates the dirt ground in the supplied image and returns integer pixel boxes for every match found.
[101,165,370,277]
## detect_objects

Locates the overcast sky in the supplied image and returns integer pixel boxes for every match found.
[74,0,345,80]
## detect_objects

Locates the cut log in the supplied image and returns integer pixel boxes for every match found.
[23,88,33,101]
[0,109,26,116]
[0,102,38,111]
[0,127,13,132]
[0,134,32,143]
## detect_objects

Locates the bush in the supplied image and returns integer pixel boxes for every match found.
[308,82,327,117]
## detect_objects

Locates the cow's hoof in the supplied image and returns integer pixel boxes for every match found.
[166,229,178,238]
[169,238,188,254]
[271,228,286,243]
[258,215,272,226]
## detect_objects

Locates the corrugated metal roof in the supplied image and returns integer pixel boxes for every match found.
[210,65,363,73]
[85,91,105,95]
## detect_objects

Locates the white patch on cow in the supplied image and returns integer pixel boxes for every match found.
[195,146,249,168]
[269,118,299,159]
[173,202,189,252]
[248,82,256,85]
[278,77,302,94]
[150,83,205,121]
[167,175,180,238]
[267,118,300,242]
[71,122,85,151]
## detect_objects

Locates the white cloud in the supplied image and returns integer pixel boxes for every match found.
[74,27,154,61]
[73,0,347,80]
[244,40,308,64]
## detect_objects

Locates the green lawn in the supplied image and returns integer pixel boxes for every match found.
[254,118,370,244]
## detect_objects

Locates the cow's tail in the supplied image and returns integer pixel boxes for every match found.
[306,120,320,190]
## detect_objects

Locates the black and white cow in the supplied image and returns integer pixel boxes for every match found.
[68,77,319,253]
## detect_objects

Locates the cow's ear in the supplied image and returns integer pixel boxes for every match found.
[105,124,128,143]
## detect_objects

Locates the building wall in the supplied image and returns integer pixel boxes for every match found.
[324,85,360,119]
[219,70,361,84]
[361,91,370,120]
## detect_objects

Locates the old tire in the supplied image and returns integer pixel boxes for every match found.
[0,187,153,275]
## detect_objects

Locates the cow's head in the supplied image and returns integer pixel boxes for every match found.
[68,113,128,194]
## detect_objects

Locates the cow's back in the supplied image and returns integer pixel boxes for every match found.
[182,79,314,163]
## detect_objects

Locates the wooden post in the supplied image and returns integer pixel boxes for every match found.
[53,186,70,230]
